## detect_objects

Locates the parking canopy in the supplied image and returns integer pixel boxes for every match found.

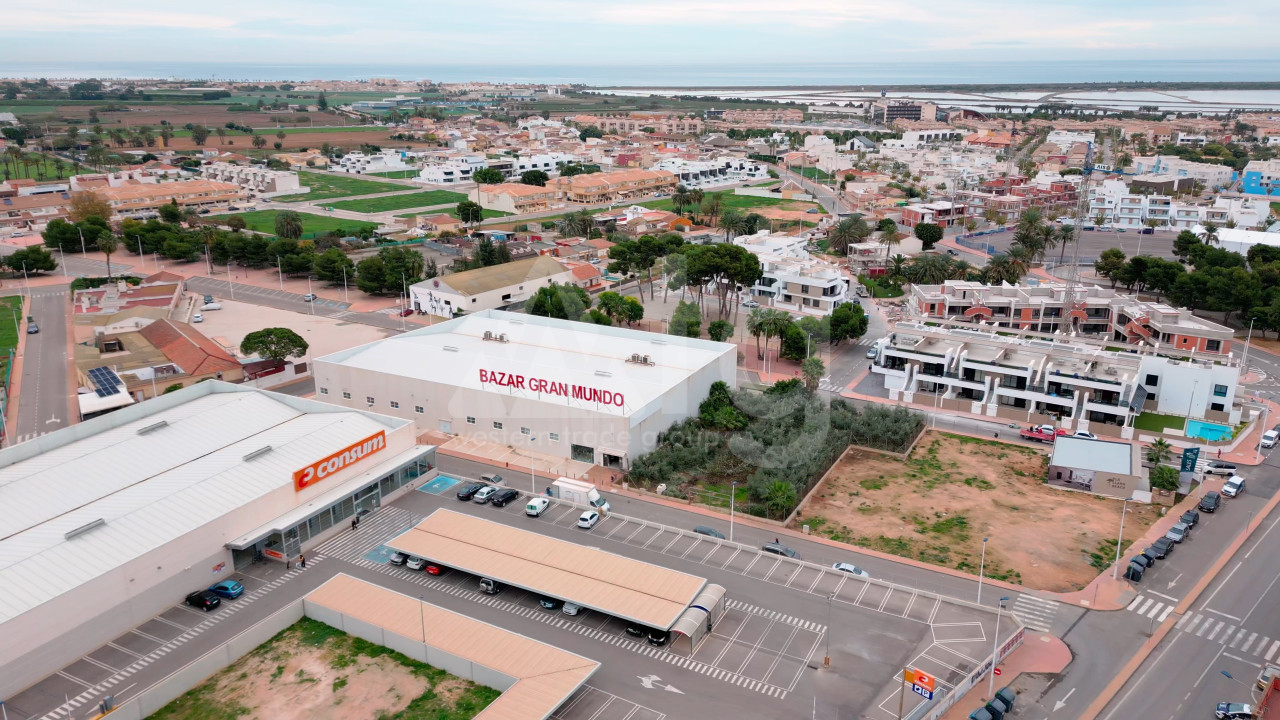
[387,509,708,629]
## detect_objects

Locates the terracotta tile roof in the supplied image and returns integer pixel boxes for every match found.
[570,264,601,281]
[142,271,184,284]
[138,319,240,376]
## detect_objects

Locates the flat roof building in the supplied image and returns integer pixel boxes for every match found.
[410,255,574,316]
[0,381,435,700]
[314,309,737,469]
[1048,436,1144,498]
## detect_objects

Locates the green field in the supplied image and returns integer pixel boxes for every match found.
[366,169,422,179]
[328,190,469,213]
[273,171,407,202]
[222,210,377,237]
[0,153,79,180]
[789,165,834,181]
[1133,412,1186,433]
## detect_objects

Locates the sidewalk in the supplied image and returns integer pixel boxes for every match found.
[937,633,1072,720]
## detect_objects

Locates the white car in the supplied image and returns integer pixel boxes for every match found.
[405,556,427,571]
[1074,431,1098,440]
[1223,475,1246,498]
[192,313,204,323]
[866,346,878,359]
[577,510,600,529]
[832,562,871,577]
[562,602,582,616]
[742,299,761,308]
[1262,430,1279,449]
[473,486,498,503]
[525,497,550,517]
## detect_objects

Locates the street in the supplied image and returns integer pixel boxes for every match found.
[8,288,71,445]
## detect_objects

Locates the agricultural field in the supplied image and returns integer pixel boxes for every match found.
[148,617,499,720]
[0,153,79,180]
[221,210,378,237]
[796,431,1161,591]
[327,190,469,213]
[274,171,408,202]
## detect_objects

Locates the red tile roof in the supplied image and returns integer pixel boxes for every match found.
[138,319,240,376]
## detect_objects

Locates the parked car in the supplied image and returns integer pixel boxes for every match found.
[208,580,244,599]
[302,293,317,302]
[185,590,222,611]
[1215,702,1255,719]
[26,322,38,334]
[389,551,409,566]
[191,313,203,323]
[1223,476,1246,497]
[1180,509,1200,528]
[1257,664,1280,691]
[1199,491,1222,513]
[526,497,550,517]
[866,346,879,359]
[473,485,499,503]
[762,542,800,559]
[1204,461,1237,476]
[832,562,871,577]
[562,602,582,616]
[200,302,222,311]
[694,525,726,539]
[397,307,414,317]
[1165,522,1190,543]
[203,294,215,304]
[1150,536,1175,558]
[479,578,501,595]
[1263,430,1279,449]
[406,556,427,571]
[626,623,647,638]
[647,629,670,646]
[577,510,600,529]
[1130,553,1153,571]
[539,597,562,610]
[425,564,444,576]
[1073,431,1098,440]
[481,473,504,485]
[490,488,520,507]
[742,299,761,308]
[456,482,486,500]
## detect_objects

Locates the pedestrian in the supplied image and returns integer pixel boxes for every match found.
[774,537,780,544]
[351,518,358,531]
[299,554,306,569]
[355,515,360,528]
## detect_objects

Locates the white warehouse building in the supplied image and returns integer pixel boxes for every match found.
[313,310,738,469]
[0,382,436,701]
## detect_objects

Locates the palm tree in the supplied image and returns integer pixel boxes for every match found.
[671,185,693,216]
[718,208,745,242]
[1007,244,1034,277]
[827,217,862,254]
[97,232,119,280]
[762,309,792,365]
[888,254,908,282]
[747,307,768,360]
[906,253,954,285]
[950,259,975,280]
[252,134,267,152]
[879,224,901,252]
[1055,224,1075,264]
[1146,438,1173,465]
[983,252,1026,285]
[1202,221,1220,246]
[701,193,724,225]
[557,209,593,237]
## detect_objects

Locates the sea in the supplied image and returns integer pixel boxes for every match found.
[1,59,1278,88]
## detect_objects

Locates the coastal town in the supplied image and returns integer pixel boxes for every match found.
[3,42,1280,720]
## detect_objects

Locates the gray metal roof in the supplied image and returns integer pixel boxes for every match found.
[1049,436,1134,475]
[0,382,409,624]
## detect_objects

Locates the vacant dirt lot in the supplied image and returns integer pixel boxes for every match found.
[794,431,1161,592]
[150,618,498,720]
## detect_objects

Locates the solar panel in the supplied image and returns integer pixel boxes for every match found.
[88,367,123,397]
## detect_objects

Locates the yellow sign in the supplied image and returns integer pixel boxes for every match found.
[903,668,936,692]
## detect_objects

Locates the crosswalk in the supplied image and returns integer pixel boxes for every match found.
[1009,594,1060,633]
[1126,592,1179,623]
[1177,612,1280,663]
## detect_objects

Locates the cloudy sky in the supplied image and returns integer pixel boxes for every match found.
[3,0,1274,68]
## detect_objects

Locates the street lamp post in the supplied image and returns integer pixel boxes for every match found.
[977,537,989,604]
[528,434,537,494]
[1241,318,1256,380]
[729,481,738,543]
[418,595,425,642]
[823,592,834,668]
[276,256,284,290]
[988,597,1009,699]
[307,276,315,315]
[1258,404,1270,464]
[1113,496,1134,579]
[341,263,349,303]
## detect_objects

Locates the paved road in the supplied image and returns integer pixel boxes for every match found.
[184,276,413,332]
[8,288,71,446]
[0,245,133,279]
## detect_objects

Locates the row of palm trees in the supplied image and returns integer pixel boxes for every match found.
[744,307,794,362]
[826,216,901,254]
[1,147,81,181]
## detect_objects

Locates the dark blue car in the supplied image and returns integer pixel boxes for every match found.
[208,579,244,599]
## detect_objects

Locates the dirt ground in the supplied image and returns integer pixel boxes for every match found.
[794,431,1162,592]
[184,296,399,360]
[150,618,496,720]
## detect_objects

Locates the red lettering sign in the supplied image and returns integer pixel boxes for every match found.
[293,430,387,491]
[478,369,624,407]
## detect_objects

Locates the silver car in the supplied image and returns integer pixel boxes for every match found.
[1165,522,1190,543]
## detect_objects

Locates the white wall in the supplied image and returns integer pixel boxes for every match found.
[410,267,574,315]
[1139,356,1238,418]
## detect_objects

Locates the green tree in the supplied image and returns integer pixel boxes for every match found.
[313,247,355,283]
[981,253,1023,285]
[620,296,644,326]
[905,253,954,285]
[190,125,210,145]
[472,167,504,184]
[1173,230,1202,259]
[913,222,943,251]
[1149,464,1180,492]
[801,356,825,394]
[762,480,798,519]
[829,302,868,345]
[526,282,591,321]
[378,246,426,288]
[1095,248,1128,287]
[670,299,702,338]
[239,327,310,361]
[7,245,58,274]
[316,91,328,110]
[707,319,734,342]
[780,322,809,361]
[827,217,871,254]
[226,216,247,231]
[455,200,484,225]
[96,232,119,279]
[578,125,603,141]
[163,383,185,394]
[747,307,768,360]
[1146,438,1174,465]
[158,199,183,224]
[274,210,304,239]
[520,170,549,186]
[355,255,388,294]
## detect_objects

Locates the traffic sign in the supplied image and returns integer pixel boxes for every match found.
[994,667,1002,676]
[904,668,936,700]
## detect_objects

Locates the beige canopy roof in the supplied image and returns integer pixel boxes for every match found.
[387,509,708,629]
[305,573,599,720]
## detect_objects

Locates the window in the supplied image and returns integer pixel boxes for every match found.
[390,401,400,409]
[342,391,351,399]
[1145,374,1158,386]
[1211,402,1225,412]
[520,427,531,435]
[549,432,560,441]
[319,387,329,395]
[366,396,375,404]
[415,405,424,414]
[1206,339,1221,352]
[1213,384,1228,397]
[466,416,476,424]
[493,421,503,429]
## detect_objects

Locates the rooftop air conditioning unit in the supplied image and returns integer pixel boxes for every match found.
[483,331,494,340]
[499,333,508,342]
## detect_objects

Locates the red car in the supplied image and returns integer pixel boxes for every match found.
[397,308,414,317]
[425,564,443,576]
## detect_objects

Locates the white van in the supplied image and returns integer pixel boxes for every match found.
[526,497,550,517]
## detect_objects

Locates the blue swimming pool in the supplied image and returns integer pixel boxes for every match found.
[1187,420,1232,442]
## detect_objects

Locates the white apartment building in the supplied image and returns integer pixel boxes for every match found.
[416,155,488,185]
[1132,156,1236,190]
[651,157,769,189]
[333,150,413,175]
[880,129,964,149]
[198,162,301,195]
[873,146,1004,189]
[734,231,850,316]
[1046,130,1096,149]
[1091,181,1268,229]
[871,321,1241,438]
[513,152,578,177]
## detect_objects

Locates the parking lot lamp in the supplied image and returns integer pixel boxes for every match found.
[823,592,834,667]
[988,596,1009,699]
[729,481,738,543]
[977,537,988,604]
[1113,497,1134,580]
[529,435,537,493]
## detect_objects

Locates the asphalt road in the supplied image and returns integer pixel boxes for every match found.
[8,288,71,445]
[184,276,412,332]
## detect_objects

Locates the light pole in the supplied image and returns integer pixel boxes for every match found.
[417,594,425,642]
[1258,403,1270,464]
[226,262,235,300]
[307,276,315,315]
[341,263,349,303]
[988,597,1009,699]
[1113,496,1134,579]
[1241,317,1256,380]
[977,536,989,604]
[276,256,284,290]
[729,480,738,543]
[58,247,67,278]
[823,592,834,668]
[528,434,537,494]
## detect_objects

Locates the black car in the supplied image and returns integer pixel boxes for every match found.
[389,551,409,566]
[762,542,800,559]
[1199,491,1222,513]
[1180,509,1200,528]
[456,482,486,501]
[538,597,562,610]
[185,590,222,611]
[694,525,726,539]
[1150,536,1175,559]
[490,488,520,507]
[625,623,647,638]
[647,629,671,646]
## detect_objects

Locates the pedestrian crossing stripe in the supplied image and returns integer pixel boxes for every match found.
[1176,610,1280,661]
[1009,594,1060,632]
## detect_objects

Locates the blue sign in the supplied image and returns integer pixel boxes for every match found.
[1180,447,1200,474]
[911,684,934,700]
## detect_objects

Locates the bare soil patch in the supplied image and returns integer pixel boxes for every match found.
[794,431,1161,592]
[149,618,500,720]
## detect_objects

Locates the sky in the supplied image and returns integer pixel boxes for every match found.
[2,0,1277,70]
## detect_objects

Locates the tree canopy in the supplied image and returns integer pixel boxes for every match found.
[240,328,309,362]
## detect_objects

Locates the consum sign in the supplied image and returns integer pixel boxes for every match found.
[293,430,387,491]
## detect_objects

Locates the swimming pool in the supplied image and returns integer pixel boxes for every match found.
[1186,420,1232,442]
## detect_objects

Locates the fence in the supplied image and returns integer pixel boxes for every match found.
[913,626,1026,720]
[954,235,998,255]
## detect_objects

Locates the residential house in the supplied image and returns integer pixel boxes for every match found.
[409,255,573,316]
[734,231,850,316]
